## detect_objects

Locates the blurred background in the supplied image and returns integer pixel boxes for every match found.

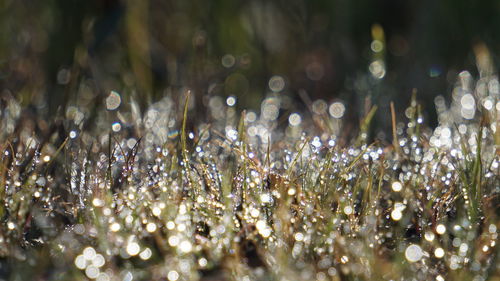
[0,0,499,130]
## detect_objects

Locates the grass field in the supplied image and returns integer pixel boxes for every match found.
[0,69,499,280]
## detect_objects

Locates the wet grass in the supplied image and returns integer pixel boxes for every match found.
[0,72,499,281]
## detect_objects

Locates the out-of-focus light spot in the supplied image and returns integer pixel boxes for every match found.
[459,243,468,254]
[92,254,105,268]
[112,122,121,132]
[168,235,179,247]
[460,94,475,110]
[126,138,137,149]
[434,247,445,258]
[340,256,349,264]
[269,75,285,92]
[166,221,175,230]
[92,198,104,207]
[441,127,451,139]
[96,273,110,281]
[226,96,236,106]
[369,60,386,79]
[343,206,353,215]
[226,128,238,141]
[245,111,257,123]
[489,79,499,94]
[209,96,223,112]
[329,102,345,119]
[371,40,383,53]
[36,177,46,186]
[256,220,272,238]
[179,240,192,253]
[168,270,179,281]
[262,104,279,120]
[489,224,497,233]
[312,100,327,115]
[294,232,304,242]
[424,232,435,242]
[152,207,161,217]
[106,91,121,110]
[288,113,302,126]
[139,248,152,260]
[146,222,157,233]
[260,193,272,204]
[75,255,86,269]
[69,130,77,139]
[392,181,403,192]
[457,124,467,135]
[436,224,446,235]
[110,223,121,232]
[123,272,133,281]
[177,223,186,232]
[85,265,100,279]
[7,221,15,230]
[198,257,208,267]
[250,208,260,218]
[311,137,321,148]
[328,267,337,276]
[483,99,493,110]
[391,209,402,221]
[461,108,475,119]
[221,54,235,68]
[126,242,140,256]
[83,247,96,260]
[74,224,85,235]
[405,244,423,262]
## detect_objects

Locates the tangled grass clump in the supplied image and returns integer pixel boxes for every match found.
[0,72,499,281]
